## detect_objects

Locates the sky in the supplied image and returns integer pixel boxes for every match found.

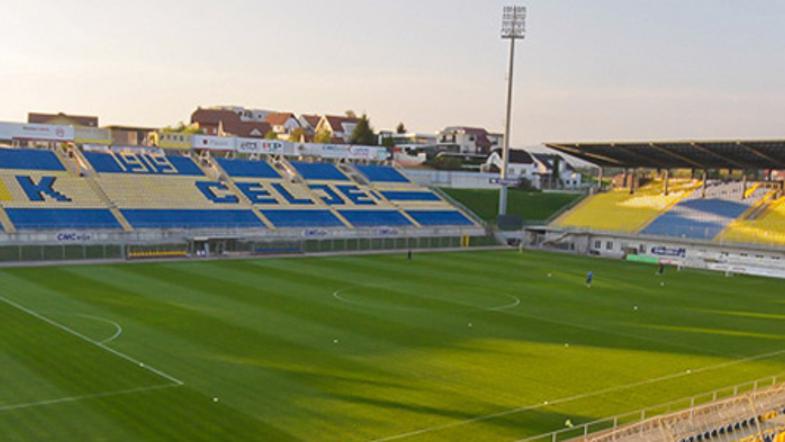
[1,0,784,147]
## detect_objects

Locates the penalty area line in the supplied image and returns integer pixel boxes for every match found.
[370,347,785,442]
[0,383,179,413]
[0,295,183,387]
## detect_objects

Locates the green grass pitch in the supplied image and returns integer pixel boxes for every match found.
[1,250,785,441]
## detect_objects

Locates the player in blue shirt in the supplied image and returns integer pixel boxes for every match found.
[586,271,593,288]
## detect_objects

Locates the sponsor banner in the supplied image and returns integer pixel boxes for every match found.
[302,143,389,160]
[235,138,287,155]
[303,229,329,238]
[650,246,687,258]
[489,177,522,186]
[308,143,350,159]
[74,127,111,145]
[83,144,164,155]
[376,228,399,236]
[56,231,93,242]
[193,135,235,151]
[0,122,74,141]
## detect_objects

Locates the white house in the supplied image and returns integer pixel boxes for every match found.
[437,126,502,155]
[265,112,301,136]
[315,115,360,143]
[484,148,583,189]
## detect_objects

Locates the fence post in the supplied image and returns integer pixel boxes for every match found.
[690,397,695,419]
[552,432,557,442]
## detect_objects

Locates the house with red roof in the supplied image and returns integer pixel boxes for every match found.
[265,112,301,136]
[438,126,502,155]
[314,115,360,143]
[190,107,272,138]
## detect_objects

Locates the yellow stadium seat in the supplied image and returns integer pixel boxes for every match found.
[553,180,699,232]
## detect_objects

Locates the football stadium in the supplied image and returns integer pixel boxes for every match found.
[3,2,785,442]
[0,130,785,441]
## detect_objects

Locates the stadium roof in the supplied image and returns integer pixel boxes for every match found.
[545,139,785,170]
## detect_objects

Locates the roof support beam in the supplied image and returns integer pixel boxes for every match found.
[690,142,749,169]
[648,143,705,169]
[737,142,784,168]
[612,145,670,169]
[546,144,622,166]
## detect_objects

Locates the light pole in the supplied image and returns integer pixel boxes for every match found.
[498,5,526,216]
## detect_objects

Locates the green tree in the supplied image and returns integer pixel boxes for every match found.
[288,128,308,142]
[396,122,407,134]
[162,122,202,134]
[345,110,357,119]
[264,130,279,140]
[349,114,376,145]
[314,128,332,144]
[381,137,395,148]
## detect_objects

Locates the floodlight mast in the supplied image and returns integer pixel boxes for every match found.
[498,5,526,216]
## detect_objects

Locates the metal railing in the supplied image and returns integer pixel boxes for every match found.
[517,372,785,442]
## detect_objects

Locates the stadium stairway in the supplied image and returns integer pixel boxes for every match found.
[641,185,767,240]
[349,163,476,228]
[0,148,125,231]
[200,156,276,230]
[66,148,134,232]
[718,193,785,246]
[553,179,700,233]
[0,205,16,233]
[81,151,266,230]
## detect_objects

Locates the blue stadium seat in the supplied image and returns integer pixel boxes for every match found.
[290,162,348,181]
[216,158,280,179]
[0,149,65,171]
[339,210,414,227]
[84,151,204,176]
[381,190,441,202]
[355,165,410,183]
[642,198,753,240]
[261,210,345,228]
[5,208,122,230]
[407,210,474,226]
[121,209,263,229]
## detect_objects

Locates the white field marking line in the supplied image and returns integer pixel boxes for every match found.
[486,293,520,311]
[0,295,183,386]
[73,314,123,344]
[335,285,718,358]
[43,312,124,344]
[332,286,521,312]
[370,347,785,442]
[0,383,178,413]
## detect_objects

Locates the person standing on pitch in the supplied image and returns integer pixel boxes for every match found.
[586,271,593,288]
[407,249,412,261]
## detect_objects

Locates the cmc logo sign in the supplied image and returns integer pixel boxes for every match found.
[303,229,328,238]
[56,232,93,242]
[650,246,686,258]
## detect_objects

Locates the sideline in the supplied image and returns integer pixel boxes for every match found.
[370,348,785,441]
[0,295,183,386]
[0,245,511,269]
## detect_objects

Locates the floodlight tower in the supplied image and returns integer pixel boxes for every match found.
[498,5,526,216]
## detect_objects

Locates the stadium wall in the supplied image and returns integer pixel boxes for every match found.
[524,226,785,279]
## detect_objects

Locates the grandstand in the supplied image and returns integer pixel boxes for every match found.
[0,146,483,257]
[0,149,121,231]
[546,140,785,246]
[581,378,785,442]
